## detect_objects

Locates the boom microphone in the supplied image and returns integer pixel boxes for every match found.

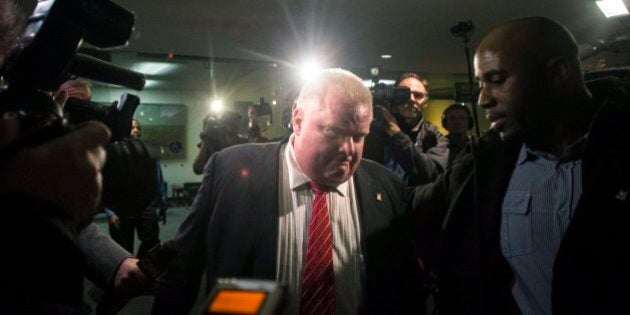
[68,53,145,91]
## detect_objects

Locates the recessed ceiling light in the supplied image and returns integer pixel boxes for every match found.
[369,66,380,77]
[131,62,177,75]
[381,54,392,59]
[596,0,629,18]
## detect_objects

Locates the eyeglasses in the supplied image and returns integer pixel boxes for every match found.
[411,91,428,99]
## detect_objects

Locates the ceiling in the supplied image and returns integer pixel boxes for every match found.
[111,0,630,78]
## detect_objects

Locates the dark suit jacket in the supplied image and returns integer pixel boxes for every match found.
[154,139,424,314]
[413,78,630,314]
[1,194,86,313]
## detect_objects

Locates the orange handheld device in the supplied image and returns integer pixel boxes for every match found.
[202,278,285,315]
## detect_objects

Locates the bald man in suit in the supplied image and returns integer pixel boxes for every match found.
[154,68,426,314]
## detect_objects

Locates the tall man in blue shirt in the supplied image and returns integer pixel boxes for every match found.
[414,17,629,314]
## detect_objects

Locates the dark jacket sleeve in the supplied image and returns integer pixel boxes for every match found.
[389,120,449,185]
[0,194,85,313]
[79,223,132,290]
[411,144,474,270]
[152,154,219,315]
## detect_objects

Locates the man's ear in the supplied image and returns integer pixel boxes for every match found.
[546,56,570,88]
[292,107,303,135]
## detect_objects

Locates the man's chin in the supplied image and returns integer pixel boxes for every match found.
[322,170,352,187]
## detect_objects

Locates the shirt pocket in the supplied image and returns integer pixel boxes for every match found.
[500,191,533,258]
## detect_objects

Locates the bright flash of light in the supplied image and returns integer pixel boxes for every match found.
[210,98,224,113]
[299,59,321,82]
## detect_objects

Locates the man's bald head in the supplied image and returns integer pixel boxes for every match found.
[475,17,593,153]
[477,17,581,77]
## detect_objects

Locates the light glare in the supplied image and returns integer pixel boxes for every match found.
[210,99,224,113]
[300,59,321,81]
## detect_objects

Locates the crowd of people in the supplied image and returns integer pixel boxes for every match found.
[0,0,628,313]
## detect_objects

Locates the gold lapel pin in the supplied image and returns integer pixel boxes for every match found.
[376,192,382,201]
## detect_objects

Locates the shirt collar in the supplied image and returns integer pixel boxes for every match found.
[516,144,531,165]
[517,133,589,165]
[285,134,346,196]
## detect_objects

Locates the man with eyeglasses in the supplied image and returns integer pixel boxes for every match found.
[373,72,449,186]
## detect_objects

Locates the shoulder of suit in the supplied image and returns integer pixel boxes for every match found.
[216,141,282,158]
[359,158,401,181]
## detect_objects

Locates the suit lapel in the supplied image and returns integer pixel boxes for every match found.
[353,164,379,254]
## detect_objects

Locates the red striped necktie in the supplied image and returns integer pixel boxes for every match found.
[300,181,335,315]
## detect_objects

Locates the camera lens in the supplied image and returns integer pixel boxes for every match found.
[101,138,159,216]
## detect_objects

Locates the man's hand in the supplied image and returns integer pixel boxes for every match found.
[377,105,402,136]
[0,116,111,229]
[114,257,152,298]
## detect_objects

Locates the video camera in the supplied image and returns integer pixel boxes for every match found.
[0,0,158,215]
[370,82,410,111]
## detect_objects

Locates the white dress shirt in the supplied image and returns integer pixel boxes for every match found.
[276,136,365,314]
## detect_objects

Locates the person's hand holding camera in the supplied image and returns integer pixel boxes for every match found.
[0,112,111,229]
[376,105,402,136]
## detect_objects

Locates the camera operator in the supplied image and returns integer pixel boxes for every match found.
[106,118,162,259]
[0,114,111,313]
[1,0,159,311]
[52,79,152,300]
[247,105,269,143]
[374,72,449,186]
[0,2,112,310]
[193,110,267,175]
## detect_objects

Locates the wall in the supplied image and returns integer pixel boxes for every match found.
[91,59,293,193]
[92,54,487,192]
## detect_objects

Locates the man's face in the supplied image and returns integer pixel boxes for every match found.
[474,48,541,142]
[130,120,141,139]
[395,77,429,119]
[292,86,371,187]
[444,109,470,135]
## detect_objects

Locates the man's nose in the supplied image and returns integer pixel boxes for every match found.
[477,86,494,109]
[341,137,355,156]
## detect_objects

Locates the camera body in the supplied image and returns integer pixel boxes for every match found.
[0,0,157,217]
[64,92,140,142]
[370,82,410,111]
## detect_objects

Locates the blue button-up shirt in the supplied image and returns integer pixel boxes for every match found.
[501,141,584,315]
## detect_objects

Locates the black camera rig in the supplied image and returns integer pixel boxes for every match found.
[371,82,410,110]
[0,0,159,216]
